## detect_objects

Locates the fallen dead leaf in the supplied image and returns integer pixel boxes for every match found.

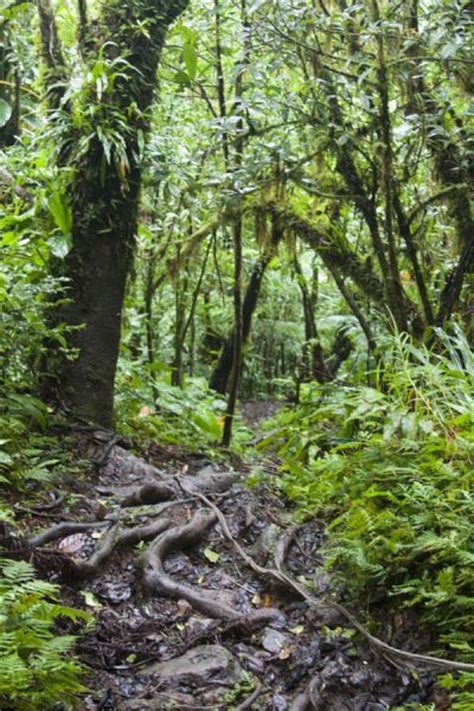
[57,533,88,554]
[279,644,295,660]
[262,593,273,608]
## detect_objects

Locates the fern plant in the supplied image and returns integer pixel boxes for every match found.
[0,405,61,490]
[261,327,474,705]
[0,559,90,710]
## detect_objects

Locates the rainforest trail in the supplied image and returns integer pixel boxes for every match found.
[1,424,453,711]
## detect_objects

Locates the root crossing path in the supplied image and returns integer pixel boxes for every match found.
[11,438,446,710]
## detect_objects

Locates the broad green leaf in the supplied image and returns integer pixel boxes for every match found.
[0,99,12,128]
[289,625,305,635]
[203,547,220,564]
[183,41,198,80]
[191,410,221,440]
[172,69,192,87]
[83,591,102,608]
[49,233,73,259]
[0,451,13,466]
[48,192,72,236]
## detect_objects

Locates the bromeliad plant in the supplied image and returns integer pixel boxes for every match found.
[260,326,473,701]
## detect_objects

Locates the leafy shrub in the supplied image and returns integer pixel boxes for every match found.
[0,396,62,490]
[0,176,72,396]
[116,370,250,451]
[260,327,474,701]
[0,559,90,710]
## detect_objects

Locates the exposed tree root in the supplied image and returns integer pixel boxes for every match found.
[122,481,177,506]
[29,521,111,548]
[183,467,240,494]
[75,518,172,579]
[148,498,196,517]
[30,494,66,512]
[222,607,284,633]
[103,446,169,481]
[274,524,300,572]
[184,486,474,674]
[289,692,311,711]
[177,608,285,655]
[122,468,239,507]
[141,509,242,620]
[93,433,119,468]
[9,516,172,581]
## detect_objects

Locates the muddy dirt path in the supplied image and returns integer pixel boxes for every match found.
[4,425,441,710]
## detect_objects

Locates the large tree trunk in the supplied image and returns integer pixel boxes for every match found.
[37,0,190,428]
[53,156,140,427]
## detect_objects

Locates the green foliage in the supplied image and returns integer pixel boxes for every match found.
[0,393,63,489]
[0,98,12,127]
[0,150,73,393]
[224,669,257,707]
[0,559,90,710]
[439,672,474,711]
[116,369,250,451]
[261,328,474,677]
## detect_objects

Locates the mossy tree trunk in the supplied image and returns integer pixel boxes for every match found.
[37,0,190,428]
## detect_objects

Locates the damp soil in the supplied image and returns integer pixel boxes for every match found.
[3,413,449,711]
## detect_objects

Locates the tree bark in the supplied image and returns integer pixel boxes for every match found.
[293,256,332,383]
[263,201,386,302]
[222,0,250,446]
[38,0,190,427]
[210,212,282,394]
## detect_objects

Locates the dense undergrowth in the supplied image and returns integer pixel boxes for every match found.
[0,559,89,710]
[260,327,474,707]
[0,395,91,709]
[116,369,252,453]
[2,326,473,708]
